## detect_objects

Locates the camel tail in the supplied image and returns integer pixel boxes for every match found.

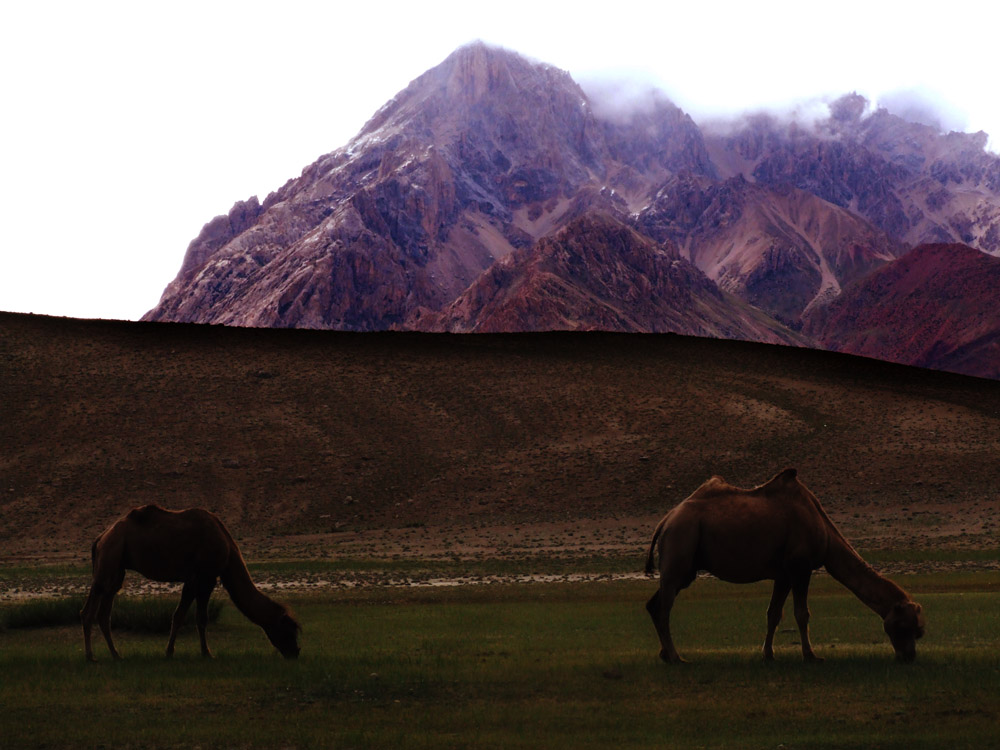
[645,515,669,576]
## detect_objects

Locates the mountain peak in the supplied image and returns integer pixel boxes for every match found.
[353,41,584,146]
[442,41,550,102]
[439,41,540,98]
[830,92,870,123]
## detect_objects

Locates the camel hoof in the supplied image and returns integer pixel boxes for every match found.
[659,650,687,664]
[804,654,825,663]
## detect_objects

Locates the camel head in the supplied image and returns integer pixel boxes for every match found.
[882,600,924,662]
[265,610,301,659]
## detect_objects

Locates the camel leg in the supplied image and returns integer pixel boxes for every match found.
[93,568,125,660]
[194,579,216,658]
[646,586,686,663]
[763,577,792,661]
[792,574,823,662]
[80,585,105,662]
[96,593,121,660]
[166,582,197,658]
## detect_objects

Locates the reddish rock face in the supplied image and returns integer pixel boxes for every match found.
[143,43,1000,378]
[423,213,803,343]
[803,243,1000,378]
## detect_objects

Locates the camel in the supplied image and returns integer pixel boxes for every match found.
[644,468,924,663]
[81,505,300,661]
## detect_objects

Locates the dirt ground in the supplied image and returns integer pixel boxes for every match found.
[1,312,998,574]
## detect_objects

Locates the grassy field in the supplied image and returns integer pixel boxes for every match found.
[2,571,998,749]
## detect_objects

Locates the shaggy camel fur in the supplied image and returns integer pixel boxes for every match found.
[81,505,300,661]
[645,468,924,663]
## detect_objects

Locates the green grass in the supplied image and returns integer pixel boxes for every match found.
[244,553,648,579]
[1,595,223,631]
[0,563,90,581]
[864,547,1000,565]
[1,573,998,749]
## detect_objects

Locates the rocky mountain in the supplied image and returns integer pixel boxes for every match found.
[146,43,715,333]
[144,42,1000,378]
[803,243,1000,378]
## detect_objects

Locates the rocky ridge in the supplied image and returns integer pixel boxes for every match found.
[423,213,803,342]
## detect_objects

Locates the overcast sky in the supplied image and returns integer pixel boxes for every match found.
[2,0,998,321]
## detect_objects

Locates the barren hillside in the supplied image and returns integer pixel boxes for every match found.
[1,312,998,565]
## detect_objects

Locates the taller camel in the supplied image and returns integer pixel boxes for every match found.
[645,468,924,663]
[81,505,300,661]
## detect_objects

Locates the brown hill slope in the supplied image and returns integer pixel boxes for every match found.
[2,313,998,566]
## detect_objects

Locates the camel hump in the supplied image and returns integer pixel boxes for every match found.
[688,475,733,500]
[127,504,167,524]
[759,467,798,493]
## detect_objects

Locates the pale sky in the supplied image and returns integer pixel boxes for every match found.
[2,0,998,321]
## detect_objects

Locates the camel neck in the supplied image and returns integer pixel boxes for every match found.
[219,552,283,626]
[823,532,909,617]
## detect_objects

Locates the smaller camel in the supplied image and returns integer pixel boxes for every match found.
[81,505,300,661]
[645,469,924,663]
